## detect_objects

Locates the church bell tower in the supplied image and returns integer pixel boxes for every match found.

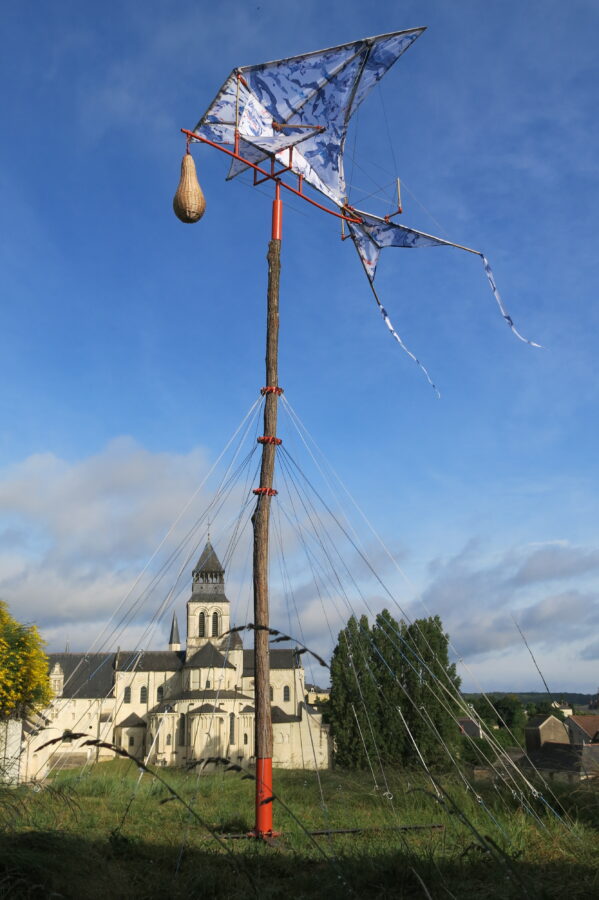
[186,541,230,655]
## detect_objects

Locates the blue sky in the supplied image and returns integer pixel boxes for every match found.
[1,0,598,692]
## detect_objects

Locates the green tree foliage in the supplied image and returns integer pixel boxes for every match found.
[371,610,408,764]
[399,616,462,768]
[493,694,526,734]
[330,610,461,770]
[469,695,499,727]
[0,601,51,719]
[533,700,565,721]
[329,615,380,768]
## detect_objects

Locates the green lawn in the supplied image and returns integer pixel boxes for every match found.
[1,761,598,898]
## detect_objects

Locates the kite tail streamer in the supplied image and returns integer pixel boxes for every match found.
[481,255,542,348]
[371,282,440,399]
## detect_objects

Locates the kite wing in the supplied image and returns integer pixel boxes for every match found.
[348,210,541,350]
[194,28,425,205]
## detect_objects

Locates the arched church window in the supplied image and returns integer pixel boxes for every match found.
[124,686,131,704]
[166,734,172,746]
[157,685,164,703]
[283,685,290,703]
[269,686,273,701]
[178,714,186,745]
[199,612,205,637]
[244,733,248,746]
[229,713,235,745]
[140,685,148,704]
[212,612,219,637]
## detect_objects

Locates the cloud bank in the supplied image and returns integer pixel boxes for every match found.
[1,439,597,691]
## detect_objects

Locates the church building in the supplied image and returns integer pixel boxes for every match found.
[23,543,330,779]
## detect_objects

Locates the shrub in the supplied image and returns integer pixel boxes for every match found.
[0,600,51,719]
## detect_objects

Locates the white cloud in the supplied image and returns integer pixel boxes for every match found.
[0,437,236,651]
[1,438,596,691]
[416,540,599,689]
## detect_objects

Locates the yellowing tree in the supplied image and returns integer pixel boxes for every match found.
[0,601,50,719]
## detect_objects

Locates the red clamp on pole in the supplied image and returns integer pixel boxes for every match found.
[253,487,278,496]
[261,386,284,396]
[258,436,282,445]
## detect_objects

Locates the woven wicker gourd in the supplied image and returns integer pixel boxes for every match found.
[173,152,206,223]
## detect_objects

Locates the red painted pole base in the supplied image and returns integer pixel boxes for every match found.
[251,757,277,838]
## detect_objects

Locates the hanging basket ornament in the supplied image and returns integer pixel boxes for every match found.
[173,151,205,223]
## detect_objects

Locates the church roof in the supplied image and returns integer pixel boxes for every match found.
[219,632,243,651]
[242,648,297,675]
[272,705,302,724]
[116,713,147,728]
[116,650,184,672]
[47,653,115,699]
[179,689,252,701]
[188,704,221,715]
[184,643,235,670]
[169,612,180,646]
[189,592,229,606]
[193,541,224,575]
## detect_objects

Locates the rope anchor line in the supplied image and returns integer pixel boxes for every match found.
[260,385,284,396]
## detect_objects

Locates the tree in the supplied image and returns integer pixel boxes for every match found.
[370,609,408,764]
[493,694,526,740]
[0,601,50,719]
[329,615,380,769]
[399,616,461,768]
[535,699,565,721]
[330,611,461,770]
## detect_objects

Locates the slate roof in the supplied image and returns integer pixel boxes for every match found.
[526,714,555,728]
[116,650,184,672]
[219,632,243,652]
[178,690,252,701]
[188,592,229,606]
[242,648,297,675]
[47,653,115,699]
[188,704,220,715]
[272,705,301,724]
[185,643,234,670]
[116,713,146,728]
[169,612,180,646]
[193,541,224,575]
[458,717,483,738]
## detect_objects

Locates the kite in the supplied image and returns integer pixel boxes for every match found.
[182,28,540,392]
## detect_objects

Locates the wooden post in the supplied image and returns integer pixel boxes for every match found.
[251,182,282,836]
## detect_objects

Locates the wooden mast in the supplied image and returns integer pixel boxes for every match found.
[251,181,282,837]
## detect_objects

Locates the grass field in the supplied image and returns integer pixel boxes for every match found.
[1,761,598,898]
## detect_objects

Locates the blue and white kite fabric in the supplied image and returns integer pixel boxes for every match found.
[348,210,542,357]
[349,210,541,366]
[195,28,425,204]
[194,28,540,391]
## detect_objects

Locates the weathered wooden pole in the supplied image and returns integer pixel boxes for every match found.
[251,181,282,837]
